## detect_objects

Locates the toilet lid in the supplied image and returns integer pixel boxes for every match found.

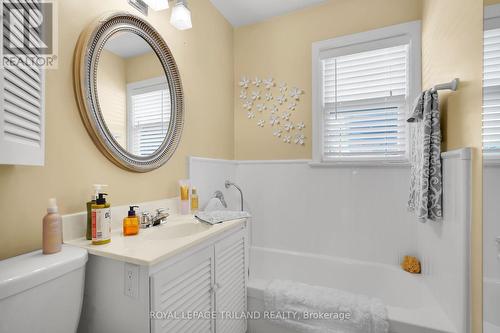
[0,245,87,300]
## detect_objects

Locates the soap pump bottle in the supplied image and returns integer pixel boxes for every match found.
[43,198,62,254]
[86,184,107,240]
[123,206,140,236]
[191,187,199,213]
[91,193,111,245]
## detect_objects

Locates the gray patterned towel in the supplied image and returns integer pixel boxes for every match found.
[407,90,442,222]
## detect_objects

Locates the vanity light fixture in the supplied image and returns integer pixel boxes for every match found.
[143,0,169,11]
[170,0,192,30]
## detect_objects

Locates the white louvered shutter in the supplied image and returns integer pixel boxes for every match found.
[321,44,409,161]
[483,27,500,158]
[128,80,171,156]
[214,229,247,333]
[0,1,45,165]
[150,247,215,333]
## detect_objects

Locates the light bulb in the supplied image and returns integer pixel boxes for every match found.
[170,1,192,30]
[143,0,169,11]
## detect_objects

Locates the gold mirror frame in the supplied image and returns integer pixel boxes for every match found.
[74,12,184,172]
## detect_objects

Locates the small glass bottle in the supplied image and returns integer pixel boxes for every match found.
[191,187,199,213]
[179,179,190,214]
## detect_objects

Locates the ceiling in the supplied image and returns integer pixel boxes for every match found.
[209,0,328,27]
[104,32,153,59]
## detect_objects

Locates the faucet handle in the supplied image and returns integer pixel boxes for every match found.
[155,208,169,216]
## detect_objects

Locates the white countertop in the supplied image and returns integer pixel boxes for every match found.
[65,214,245,266]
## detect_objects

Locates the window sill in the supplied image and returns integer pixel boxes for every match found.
[308,161,411,168]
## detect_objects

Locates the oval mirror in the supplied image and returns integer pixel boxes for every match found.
[74,13,184,172]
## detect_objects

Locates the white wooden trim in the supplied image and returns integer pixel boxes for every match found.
[311,20,422,165]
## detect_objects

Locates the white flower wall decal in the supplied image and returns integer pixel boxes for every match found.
[294,134,305,145]
[240,75,306,145]
[239,76,250,89]
[276,94,287,105]
[251,91,261,100]
[283,122,294,132]
[263,78,274,89]
[269,114,280,126]
[289,87,303,100]
[279,82,287,94]
[281,112,291,121]
[243,100,253,110]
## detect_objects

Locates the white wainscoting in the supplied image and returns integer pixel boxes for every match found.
[189,149,471,333]
[416,149,471,333]
[483,162,500,332]
[189,157,417,265]
[484,163,500,281]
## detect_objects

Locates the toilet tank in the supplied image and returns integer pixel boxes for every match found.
[0,245,88,333]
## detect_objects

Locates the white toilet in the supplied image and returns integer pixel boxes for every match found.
[0,245,87,333]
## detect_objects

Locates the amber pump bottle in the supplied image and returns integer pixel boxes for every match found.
[123,206,140,236]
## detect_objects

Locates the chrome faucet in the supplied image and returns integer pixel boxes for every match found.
[140,208,169,228]
[225,180,244,211]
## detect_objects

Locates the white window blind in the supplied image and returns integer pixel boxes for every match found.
[128,81,171,156]
[321,44,409,161]
[483,27,500,158]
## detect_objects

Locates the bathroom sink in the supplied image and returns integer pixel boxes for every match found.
[144,222,210,241]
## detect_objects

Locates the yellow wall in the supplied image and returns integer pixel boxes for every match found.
[233,0,422,160]
[0,0,234,259]
[421,1,483,332]
[125,52,164,83]
[98,50,127,147]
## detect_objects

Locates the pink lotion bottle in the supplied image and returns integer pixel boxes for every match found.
[43,198,62,254]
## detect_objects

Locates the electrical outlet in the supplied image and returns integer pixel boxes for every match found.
[124,263,139,298]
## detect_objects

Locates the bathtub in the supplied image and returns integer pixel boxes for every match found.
[484,277,500,333]
[247,246,456,333]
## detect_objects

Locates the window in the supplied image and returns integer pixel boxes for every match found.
[127,77,171,156]
[312,21,421,163]
[484,5,500,160]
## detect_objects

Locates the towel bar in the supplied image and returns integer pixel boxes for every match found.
[431,78,459,93]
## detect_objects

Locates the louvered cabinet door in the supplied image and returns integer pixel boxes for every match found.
[150,247,215,333]
[214,229,248,333]
[0,1,45,165]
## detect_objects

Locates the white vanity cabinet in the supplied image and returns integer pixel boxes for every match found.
[150,228,248,333]
[77,220,248,333]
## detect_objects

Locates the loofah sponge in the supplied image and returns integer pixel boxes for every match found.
[401,256,421,274]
